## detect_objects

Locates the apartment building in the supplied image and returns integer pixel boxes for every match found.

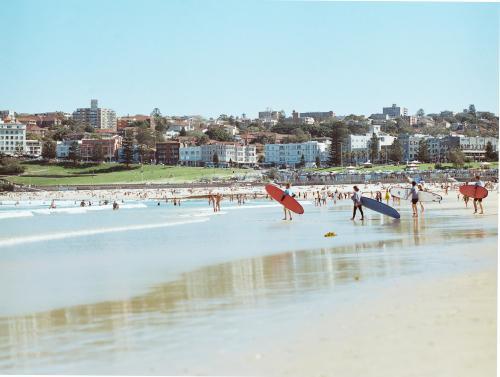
[80,136,122,161]
[26,140,43,157]
[0,123,26,155]
[382,104,408,118]
[73,99,117,130]
[264,141,330,167]
[200,143,257,166]
[179,145,202,166]
[155,141,180,165]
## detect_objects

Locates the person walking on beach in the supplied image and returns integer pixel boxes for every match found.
[350,186,364,221]
[409,181,419,217]
[417,184,424,213]
[281,183,296,221]
[385,189,390,205]
[215,193,222,212]
[473,175,484,214]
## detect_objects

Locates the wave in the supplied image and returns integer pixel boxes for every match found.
[0,218,210,248]
[0,211,34,219]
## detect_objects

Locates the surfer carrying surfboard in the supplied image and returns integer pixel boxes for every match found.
[473,175,485,214]
[281,183,296,221]
[350,186,364,221]
[410,181,419,218]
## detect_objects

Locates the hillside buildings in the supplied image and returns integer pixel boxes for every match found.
[72,99,117,130]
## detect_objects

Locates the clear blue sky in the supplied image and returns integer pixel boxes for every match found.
[1,0,498,118]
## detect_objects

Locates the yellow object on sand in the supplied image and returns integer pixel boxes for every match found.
[324,232,337,237]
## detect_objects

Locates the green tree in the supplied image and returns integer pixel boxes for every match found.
[299,154,306,168]
[135,127,156,147]
[468,104,476,116]
[329,122,348,166]
[416,108,425,117]
[485,141,497,161]
[122,133,135,167]
[42,141,56,160]
[389,139,403,163]
[68,141,80,165]
[206,127,233,141]
[447,148,465,167]
[369,133,379,162]
[92,144,105,163]
[417,140,430,163]
[212,152,219,165]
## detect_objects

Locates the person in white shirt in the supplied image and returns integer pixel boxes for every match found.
[473,175,485,214]
[350,185,364,221]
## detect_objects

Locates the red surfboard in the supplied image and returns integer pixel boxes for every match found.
[265,184,304,214]
[459,184,488,199]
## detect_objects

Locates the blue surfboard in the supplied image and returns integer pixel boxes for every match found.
[361,197,400,219]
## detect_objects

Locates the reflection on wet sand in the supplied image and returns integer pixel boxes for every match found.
[0,239,411,370]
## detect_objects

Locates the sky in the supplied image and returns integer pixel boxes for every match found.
[1,0,498,118]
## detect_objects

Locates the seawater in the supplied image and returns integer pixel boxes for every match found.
[0,196,497,374]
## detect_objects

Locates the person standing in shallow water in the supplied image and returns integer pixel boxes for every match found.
[350,186,364,221]
[281,183,296,221]
[473,175,485,214]
[409,181,419,217]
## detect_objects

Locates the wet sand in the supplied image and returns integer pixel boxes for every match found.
[0,185,496,376]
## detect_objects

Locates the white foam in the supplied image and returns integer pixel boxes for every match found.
[0,211,34,219]
[0,218,209,248]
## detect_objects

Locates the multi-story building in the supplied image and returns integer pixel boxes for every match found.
[201,143,257,166]
[343,125,396,163]
[80,136,122,161]
[155,141,180,165]
[0,123,26,155]
[264,141,330,167]
[25,140,42,157]
[382,104,408,118]
[445,135,498,161]
[179,145,202,166]
[72,99,117,130]
[299,111,335,122]
[398,134,498,162]
[398,134,428,161]
[56,140,82,159]
[258,110,281,121]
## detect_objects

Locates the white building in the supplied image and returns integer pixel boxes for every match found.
[56,140,82,158]
[179,145,202,166]
[26,140,42,157]
[201,143,257,166]
[72,99,117,130]
[344,125,396,163]
[265,141,330,167]
[0,123,26,155]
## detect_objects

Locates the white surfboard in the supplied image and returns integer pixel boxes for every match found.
[390,187,442,203]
